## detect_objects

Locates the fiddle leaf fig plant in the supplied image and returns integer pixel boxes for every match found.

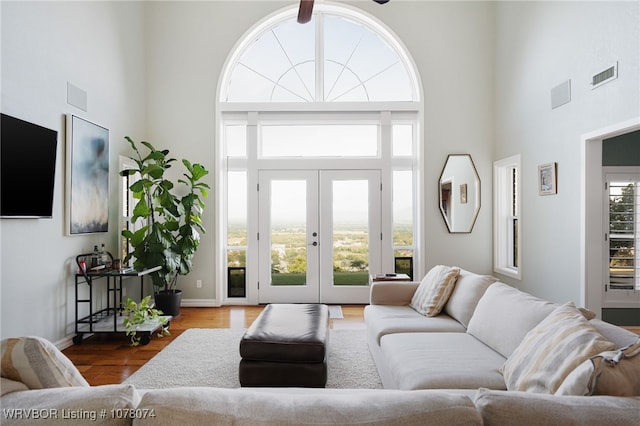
[120,137,209,293]
[122,296,170,347]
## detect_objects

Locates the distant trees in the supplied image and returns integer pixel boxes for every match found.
[609,183,634,234]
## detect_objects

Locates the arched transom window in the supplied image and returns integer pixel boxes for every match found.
[220,4,419,103]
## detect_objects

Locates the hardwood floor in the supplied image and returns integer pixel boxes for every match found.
[62,305,366,386]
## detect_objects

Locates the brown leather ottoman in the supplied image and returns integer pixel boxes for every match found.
[239,303,329,387]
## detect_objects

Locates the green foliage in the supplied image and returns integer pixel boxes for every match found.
[122,296,170,347]
[270,272,369,286]
[120,137,210,292]
[287,255,307,273]
[609,183,635,269]
[610,184,635,233]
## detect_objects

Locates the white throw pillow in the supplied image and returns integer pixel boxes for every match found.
[1,336,89,389]
[410,265,460,316]
[501,302,615,394]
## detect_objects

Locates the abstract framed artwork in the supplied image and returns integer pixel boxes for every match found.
[66,115,109,235]
[538,162,557,195]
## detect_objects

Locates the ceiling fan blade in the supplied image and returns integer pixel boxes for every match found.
[298,0,388,25]
[297,0,314,24]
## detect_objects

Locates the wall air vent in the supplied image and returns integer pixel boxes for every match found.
[591,62,618,89]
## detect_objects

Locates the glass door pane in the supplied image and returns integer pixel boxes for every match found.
[258,170,319,303]
[332,180,370,286]
[270,180,308,286]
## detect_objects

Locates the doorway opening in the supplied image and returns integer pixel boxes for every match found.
[581,118,640,324]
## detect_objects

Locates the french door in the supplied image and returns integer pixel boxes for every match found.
[258,169,381,304]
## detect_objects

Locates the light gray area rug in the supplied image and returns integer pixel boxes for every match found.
[124,328,382,389]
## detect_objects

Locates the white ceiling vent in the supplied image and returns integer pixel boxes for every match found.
[591,62,618,90]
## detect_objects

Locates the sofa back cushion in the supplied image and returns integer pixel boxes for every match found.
[466,282,557,358]
[589,318,640,348]
[444,269,497,328]
[135,387,483,426]
[474,388,640,426]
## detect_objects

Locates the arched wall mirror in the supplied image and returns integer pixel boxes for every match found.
[439,154,481,233]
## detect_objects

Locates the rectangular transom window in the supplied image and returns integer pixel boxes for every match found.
[260,124,378,157]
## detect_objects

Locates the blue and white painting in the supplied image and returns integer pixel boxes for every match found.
[68,115,109,234]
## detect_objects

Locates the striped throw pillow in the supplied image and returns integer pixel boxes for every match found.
[1,336,89,389]
[410,265,460,316]
[501,302,615,394]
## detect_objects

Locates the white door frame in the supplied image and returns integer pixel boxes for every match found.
[580,116,640,316]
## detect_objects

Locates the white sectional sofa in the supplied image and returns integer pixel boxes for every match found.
[364,266,640,419]
[2,268,639,425]
[3,376,639,425]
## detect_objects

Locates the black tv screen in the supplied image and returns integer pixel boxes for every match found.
[1,113,58,218]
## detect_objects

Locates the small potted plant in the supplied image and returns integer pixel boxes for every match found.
[120,137,209,316]
[122,296,170,346]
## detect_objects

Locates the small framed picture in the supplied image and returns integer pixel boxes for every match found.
[538,162,557,195]
[459,183,467,204]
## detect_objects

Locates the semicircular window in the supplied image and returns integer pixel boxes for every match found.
[223,7,418,103]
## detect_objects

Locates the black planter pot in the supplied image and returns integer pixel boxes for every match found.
[154,290,182,317]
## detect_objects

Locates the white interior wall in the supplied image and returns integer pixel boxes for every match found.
[494,1,640,304]
[0,1,147,344]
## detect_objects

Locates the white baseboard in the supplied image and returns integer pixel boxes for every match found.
[180,298,220,307]
[56,334,87,351]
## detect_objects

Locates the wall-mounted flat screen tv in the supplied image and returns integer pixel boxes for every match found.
[1,113,58,218]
